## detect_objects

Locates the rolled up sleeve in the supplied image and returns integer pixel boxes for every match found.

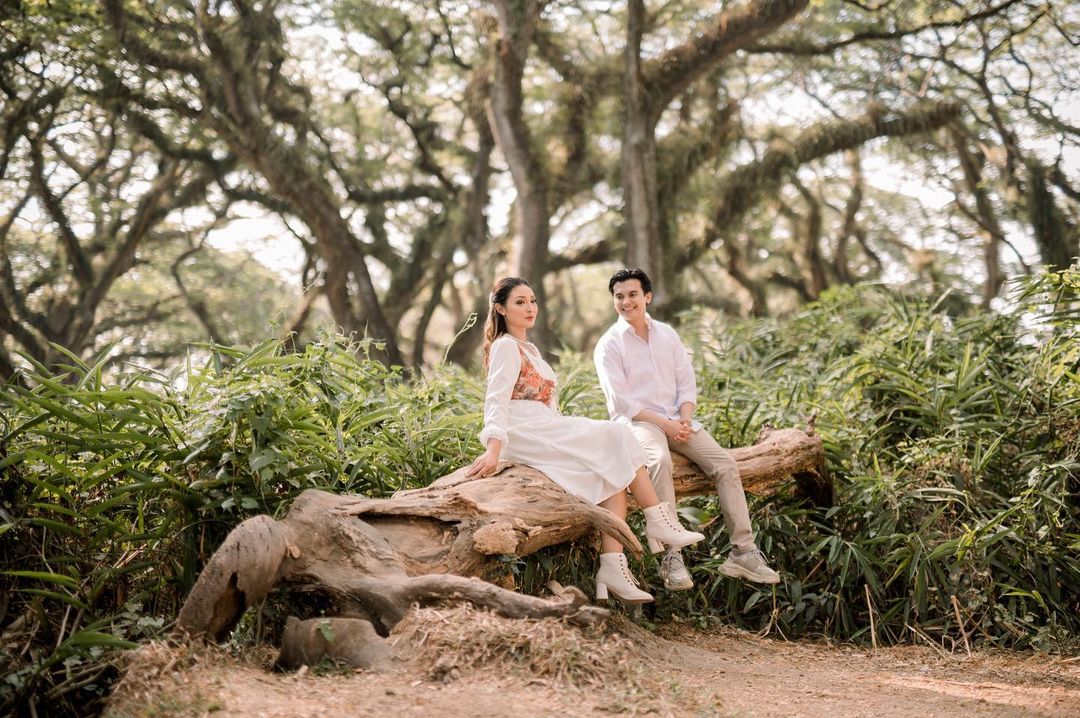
[671,329,697,409]
[594,335,643,423]
[479,338,520,447]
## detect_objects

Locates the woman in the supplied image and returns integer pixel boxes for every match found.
[465,277,704,604]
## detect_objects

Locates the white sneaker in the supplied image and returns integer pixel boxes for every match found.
[720,548,780,584]
[660,549,694,591]
[595,552,653,604]
[643,503,705,552]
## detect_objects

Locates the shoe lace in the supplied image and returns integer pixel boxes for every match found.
[620,562,642,587]
[738,548,767,568]
[660,504,682,531]
[661,551,684,573]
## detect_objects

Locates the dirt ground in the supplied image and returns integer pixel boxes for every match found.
[107,609,1080,718]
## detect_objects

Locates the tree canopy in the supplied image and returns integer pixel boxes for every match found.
[1,0,1077,373]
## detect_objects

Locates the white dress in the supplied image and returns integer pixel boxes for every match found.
[479,335,645,504]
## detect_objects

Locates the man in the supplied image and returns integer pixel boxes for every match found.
[593,268,779,590]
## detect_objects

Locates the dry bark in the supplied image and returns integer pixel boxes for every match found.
[276,616,394,671]
[177,426,826,667]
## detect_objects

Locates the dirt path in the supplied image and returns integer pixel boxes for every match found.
[108,615,1080,718]
[650,624,1080,717]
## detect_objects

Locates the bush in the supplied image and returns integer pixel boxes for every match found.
[0,335,481,715]
[655,268,1080,651]
[2,267,1078,715]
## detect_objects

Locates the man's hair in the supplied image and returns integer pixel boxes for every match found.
[608,268,653,295]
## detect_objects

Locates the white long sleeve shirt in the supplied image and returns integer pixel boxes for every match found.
[593,314,699,427]
[479,335,557,448]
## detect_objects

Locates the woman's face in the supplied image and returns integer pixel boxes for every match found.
[499,284,538,333]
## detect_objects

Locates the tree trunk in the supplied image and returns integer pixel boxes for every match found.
[723,239,769,317]
[227,128,404,367]
[793,179,828,300]
[487,0,553,350]
[621,0,664,302]
[445,72,498,368]
[834,150,862,284]
[1024,157,1077,272]
[100,0,405,367]
[621,0,809,308]
[951,129,1005,308]
[176,426,827,664]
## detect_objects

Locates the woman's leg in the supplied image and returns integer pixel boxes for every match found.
[597,466,663,547]
[595,489,653,604]
[627,465,660,508]
[631,464,706,552]
[598,489,628,554]
[598,465,701,555]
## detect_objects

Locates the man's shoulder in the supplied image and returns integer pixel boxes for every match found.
[595,322,623,349]
[650,318,682,339]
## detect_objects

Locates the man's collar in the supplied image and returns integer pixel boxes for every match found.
[614,313,652,335]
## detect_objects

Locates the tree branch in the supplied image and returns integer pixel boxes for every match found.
[101,0,210,80]
[29,141,94,289]
[644,0,809,116]
[749,0,1024,56]
[547,235,619,272]
[683,99,962,265]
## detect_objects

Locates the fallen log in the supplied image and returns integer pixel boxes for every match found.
[673,425,832,506]
[177,425,826,667]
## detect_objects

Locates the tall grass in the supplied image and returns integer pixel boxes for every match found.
[0,335,481,715]
[661,271,1080,651]
[2,268,1078,715]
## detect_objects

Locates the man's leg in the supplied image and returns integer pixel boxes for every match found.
[675,429,779,584]
[674,429,754,550]
[630,422,693,590]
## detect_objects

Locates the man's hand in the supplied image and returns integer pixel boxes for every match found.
[465,447,500,478]
[662,418,691,443]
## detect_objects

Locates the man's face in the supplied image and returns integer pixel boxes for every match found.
[611,279,652,324]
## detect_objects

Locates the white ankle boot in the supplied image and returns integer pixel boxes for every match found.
[644,503,705,553]
[595,552,653,604]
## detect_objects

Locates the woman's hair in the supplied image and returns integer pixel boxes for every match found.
[483,277,531,370]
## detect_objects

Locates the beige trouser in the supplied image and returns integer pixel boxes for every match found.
[630,422,755,551]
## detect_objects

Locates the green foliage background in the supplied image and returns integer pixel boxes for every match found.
[2,267,1078,715]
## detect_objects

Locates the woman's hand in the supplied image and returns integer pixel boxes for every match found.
[465,447,500,478]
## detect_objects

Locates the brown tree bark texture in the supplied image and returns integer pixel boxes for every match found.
[177,427,825,659]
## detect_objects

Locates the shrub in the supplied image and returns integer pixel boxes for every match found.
[654,267,1080,651]
[2,267,1078,715]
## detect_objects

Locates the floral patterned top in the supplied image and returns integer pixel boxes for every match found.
[511,345,556,405]
[479,335,559,448]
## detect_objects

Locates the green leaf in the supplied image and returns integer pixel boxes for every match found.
[60,630,139,651]
[3,570,79,589]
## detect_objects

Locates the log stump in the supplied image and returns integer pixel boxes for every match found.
[176,425,826,667]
